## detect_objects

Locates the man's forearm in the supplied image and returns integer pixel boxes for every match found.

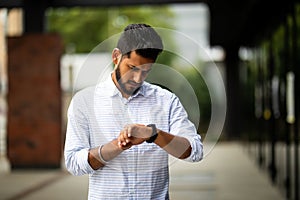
[154,130,192,159]
[117,124,192,159]
[88,139,123,170]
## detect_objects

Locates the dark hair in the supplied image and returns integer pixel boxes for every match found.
[117,23,163,61]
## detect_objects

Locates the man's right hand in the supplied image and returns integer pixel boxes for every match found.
[117,124,148,149]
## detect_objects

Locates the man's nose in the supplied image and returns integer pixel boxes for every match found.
[133,71,144,83]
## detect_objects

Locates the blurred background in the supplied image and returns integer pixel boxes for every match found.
[0,1,299,200]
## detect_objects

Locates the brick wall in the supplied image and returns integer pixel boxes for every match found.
[7,34,63,168]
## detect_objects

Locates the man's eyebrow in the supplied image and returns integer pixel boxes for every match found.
[128,64,151,72]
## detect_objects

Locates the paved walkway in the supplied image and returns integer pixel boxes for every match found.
[0,142,284,200]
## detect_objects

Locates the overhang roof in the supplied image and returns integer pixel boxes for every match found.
[0,0,298,49]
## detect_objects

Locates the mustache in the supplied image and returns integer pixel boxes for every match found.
[127,80,141,86]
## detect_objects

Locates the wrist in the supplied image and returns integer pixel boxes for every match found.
[98,145,108,165]
[146,124,158,143]
[111,139,125,151]
[100,140,124,163]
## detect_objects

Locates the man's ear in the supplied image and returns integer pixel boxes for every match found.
[112,48,122,65]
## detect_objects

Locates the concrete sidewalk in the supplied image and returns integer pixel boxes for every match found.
[0,142,284,200]
[169,142,283,200]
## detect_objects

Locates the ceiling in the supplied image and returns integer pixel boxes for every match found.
[208,0,298,49]
[0,0,298,49]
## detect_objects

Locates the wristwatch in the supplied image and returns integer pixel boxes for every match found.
[146,124,158,143]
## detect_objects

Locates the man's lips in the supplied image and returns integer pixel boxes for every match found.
[128,81,141,88]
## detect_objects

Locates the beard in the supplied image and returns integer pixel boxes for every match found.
[115,64,141,96]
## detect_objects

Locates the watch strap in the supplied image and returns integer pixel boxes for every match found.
[146,124,158,143]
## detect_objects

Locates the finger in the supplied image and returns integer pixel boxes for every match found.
[122,128,131,143]
[123,124,131,138]
[118,131,127,146]
[122,142,132,150]
[127,126,132,137]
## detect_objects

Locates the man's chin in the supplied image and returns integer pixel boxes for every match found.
[125,86,140,96]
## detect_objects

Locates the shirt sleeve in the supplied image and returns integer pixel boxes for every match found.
[64,94,96,176]
[169,95,203,162]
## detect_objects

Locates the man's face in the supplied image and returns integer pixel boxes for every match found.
[115,51,154,96]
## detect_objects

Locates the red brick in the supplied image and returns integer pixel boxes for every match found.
[7,34,64,168]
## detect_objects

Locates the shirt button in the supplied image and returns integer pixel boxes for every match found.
[129,189,135,194]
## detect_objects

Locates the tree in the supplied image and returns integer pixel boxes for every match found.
[46,6,175,54]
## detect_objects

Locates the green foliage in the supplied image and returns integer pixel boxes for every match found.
[46,8,106,52]
[180,64,211,132]
[46,6,175,53]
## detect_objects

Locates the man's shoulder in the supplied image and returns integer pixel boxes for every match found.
[148,83,173,93]
[72,86,96,102]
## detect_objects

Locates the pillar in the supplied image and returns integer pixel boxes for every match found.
[7,34,63,168]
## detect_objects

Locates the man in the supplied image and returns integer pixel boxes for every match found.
[64,23,203,200]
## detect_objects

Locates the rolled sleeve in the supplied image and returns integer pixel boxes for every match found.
[169,95,203,162]
[183,134,203,162]
[64,94,96,176]
[65,148,95,176]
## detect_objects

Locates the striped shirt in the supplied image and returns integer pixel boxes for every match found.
[64,74,203,200]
